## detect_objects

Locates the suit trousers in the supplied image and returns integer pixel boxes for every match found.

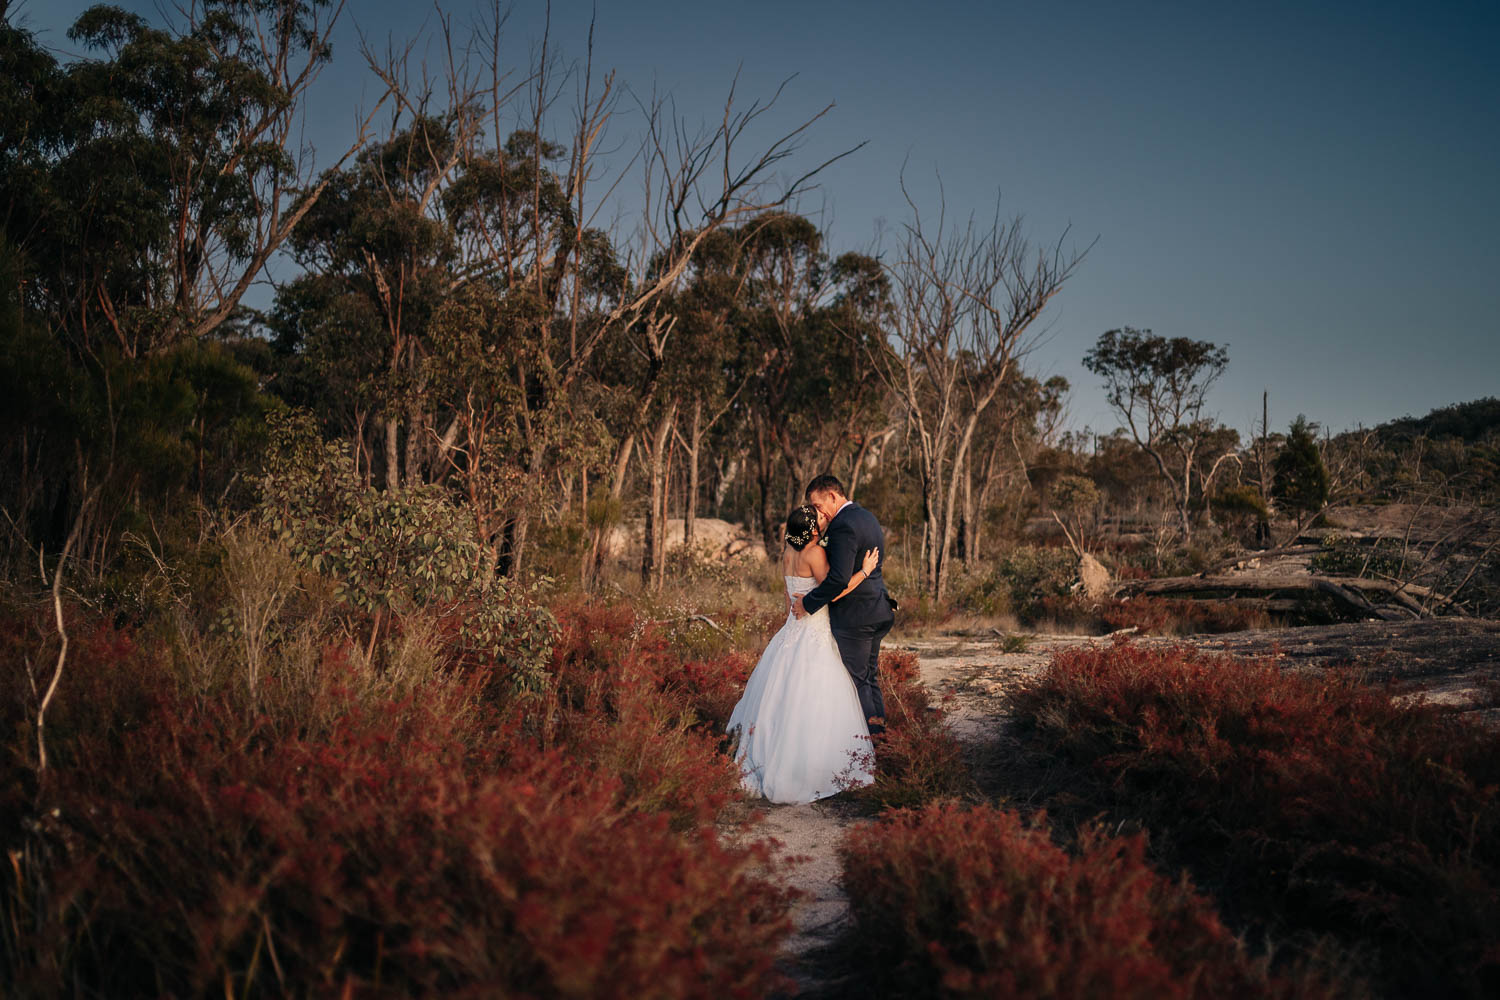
[831,618,892,734]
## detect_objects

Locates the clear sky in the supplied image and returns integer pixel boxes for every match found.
[17,0,1500,439]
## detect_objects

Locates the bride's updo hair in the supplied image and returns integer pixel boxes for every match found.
[784,504,819,550]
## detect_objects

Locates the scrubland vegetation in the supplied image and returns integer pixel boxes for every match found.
[3,2,1498,997]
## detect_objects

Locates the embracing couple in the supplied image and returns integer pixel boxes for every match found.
[726,474,895,804]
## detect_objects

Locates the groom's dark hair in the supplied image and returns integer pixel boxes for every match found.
[805,474,846,499]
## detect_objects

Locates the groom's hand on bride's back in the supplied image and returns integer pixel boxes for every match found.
[791,595,807,619]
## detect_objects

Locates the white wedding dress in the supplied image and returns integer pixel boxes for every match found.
[726,575,874,804]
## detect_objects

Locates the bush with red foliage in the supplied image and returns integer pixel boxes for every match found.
[545,598,760,731]
[1011,642,1500,996]
[1097,596,1268,635]
[848,650,971,807]
[538,599,757,827]
[5,642,793,997]
[1,595,797,997]
[839,801,1336,999]
[1028,594,1266,635]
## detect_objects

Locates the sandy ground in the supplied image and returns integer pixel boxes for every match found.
[731,618,1500,996]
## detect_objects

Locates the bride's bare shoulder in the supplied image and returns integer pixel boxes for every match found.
[799,543,828,577]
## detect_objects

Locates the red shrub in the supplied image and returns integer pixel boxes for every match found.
[674,651,755,731]
[1012,642,1500,995]
[1097,597,1267,635]
[539,601,752,826]
[839,801,1336,999]
[552,650,745,829]
[850,650,971,807]
[11,677,793,997]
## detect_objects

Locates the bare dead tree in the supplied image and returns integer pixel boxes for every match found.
[873,184,1088,600]
[576,78,864,589]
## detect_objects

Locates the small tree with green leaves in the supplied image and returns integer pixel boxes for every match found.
[1273,415,1330,524]
[1083,328,1229,539]
[257,410,556,692]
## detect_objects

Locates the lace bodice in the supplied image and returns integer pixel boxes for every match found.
[784,574,815,599]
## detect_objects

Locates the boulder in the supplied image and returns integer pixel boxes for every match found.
[604,517,768,562]
[1078,552,1113,600]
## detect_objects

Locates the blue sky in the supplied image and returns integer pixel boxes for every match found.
[18,0,1500,438]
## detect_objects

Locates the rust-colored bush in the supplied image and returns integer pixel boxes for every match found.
[849,650,972,807]
[1097,596,1267,634]
[1011,642,1500,995]
[540,599,754,827]
[1,601,794,997]
[839,801,1337,999]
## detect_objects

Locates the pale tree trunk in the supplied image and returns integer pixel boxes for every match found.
[586,432,636,589]
[682,398,702,549]
[848,435,871,499]
[920,452,943,598]
[353,408,369,484]
[510,508,531,579]
[1179,448,1195,538]
[971,430,1009,562]
[753,420,778,554]
[961,449,976,563]
[641,404,677,590]
[714,455,739,516]
[939,422,981,591]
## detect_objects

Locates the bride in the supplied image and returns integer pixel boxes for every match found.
[726,503,880,804]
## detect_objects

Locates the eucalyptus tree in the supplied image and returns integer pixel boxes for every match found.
[10,1,371,357]
[274,6,861,583]
[668,227,758,550]
[726,214,893,551]
[958,372,1068,561]
[1083,327,1230,538]
[0,1,367,574]
[285,110,473,492]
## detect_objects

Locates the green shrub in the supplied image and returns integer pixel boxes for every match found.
[256,410,557,692]
[1310,534,1406,578]
[996,546,1077,624]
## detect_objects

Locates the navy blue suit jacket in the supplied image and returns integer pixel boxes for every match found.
[799,502,894,631]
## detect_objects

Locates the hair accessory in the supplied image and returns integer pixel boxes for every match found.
[785,503,818,549]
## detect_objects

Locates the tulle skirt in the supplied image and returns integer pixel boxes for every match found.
[726,609,874,804]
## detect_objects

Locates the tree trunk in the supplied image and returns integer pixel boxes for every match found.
[753,419,778,555]
[684,398,702,549]
[641,404,677,590]
[714,454,739,517]
[404,402,424,489]
[920,453,941,598]
[510,506,531,579]
[384,416,400,493]
[961,449,976,563]
[586,432,636,589]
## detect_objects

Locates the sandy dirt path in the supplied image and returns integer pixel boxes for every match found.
[738,631,1094,996]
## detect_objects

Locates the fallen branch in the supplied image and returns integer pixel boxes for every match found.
[1121,573,1435,620]
[1202,544,1322,575]
[37,512,84,774]
[651,613,731,637]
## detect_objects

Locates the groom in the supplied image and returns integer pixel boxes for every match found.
[792,474,895,735]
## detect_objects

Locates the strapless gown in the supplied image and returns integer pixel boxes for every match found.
[725,575,874,804]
